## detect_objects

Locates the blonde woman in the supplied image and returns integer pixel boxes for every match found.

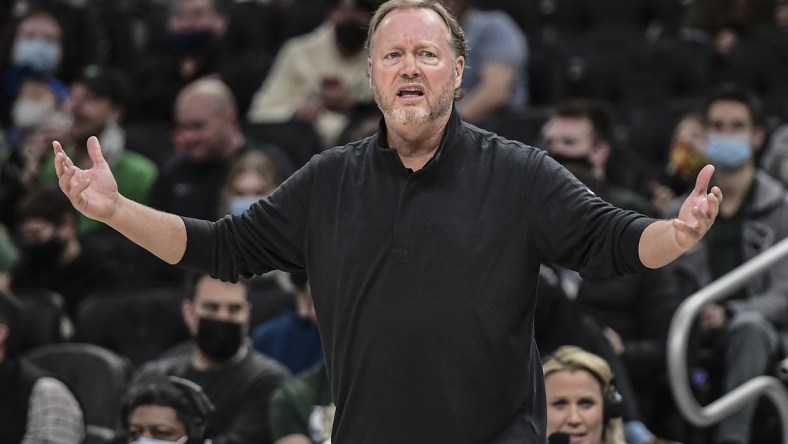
[543,346,626,444]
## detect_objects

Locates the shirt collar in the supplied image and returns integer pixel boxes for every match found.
[374,105,464,172]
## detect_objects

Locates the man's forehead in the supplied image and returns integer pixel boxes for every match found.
[194,279,247,302]
[373,7,450,47]
[546,117,592,134]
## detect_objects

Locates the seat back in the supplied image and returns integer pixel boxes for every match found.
[15,287,67,353]
[74,286,190,367]
[23,343,133,430]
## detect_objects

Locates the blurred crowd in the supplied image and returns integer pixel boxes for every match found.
[1,0,788,443]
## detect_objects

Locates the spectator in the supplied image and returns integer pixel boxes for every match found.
[535,265,672,444]
[442,0,528,126]
[0,289,84,444]
[668,83,785,444]
[247,0,381,147]
[218,150,282,218]
[152,77,292,222]
[0,225,18,292]
[541,98,656,217]
[127,0,273,123]
[121,374,215,444]
[0,70,68,229]
[253,271,323,375]
[0,6,76,127]
[38,64,158,233]
[134,273,290,444]
[269,361,333,444]
[542,345,626,444]
[11,186,125,316]
[656,112,708,214]
[573,264,687,441]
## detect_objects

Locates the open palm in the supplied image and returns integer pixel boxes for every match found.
[674,164,722,249]
[54,136,120,223]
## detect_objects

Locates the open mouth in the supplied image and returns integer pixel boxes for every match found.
[396,85,425,97]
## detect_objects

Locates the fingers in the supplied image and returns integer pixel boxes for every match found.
[58,155,76,191]
[86,136,106,166]
[53,140,66,178]
[694,164,715,195]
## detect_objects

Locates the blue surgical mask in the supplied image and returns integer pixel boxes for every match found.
[227,195,265,215]
[12,38,62,72]
[705,134,752,170]
[133,436,187,444]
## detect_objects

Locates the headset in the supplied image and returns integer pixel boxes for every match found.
[601,378,623,423]
[167,376,216,443]
[122,375,216,443]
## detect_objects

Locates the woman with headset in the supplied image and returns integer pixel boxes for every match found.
[543,346,626,444]
[120,375,215,444]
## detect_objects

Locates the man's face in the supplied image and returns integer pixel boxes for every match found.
[705,100,759,146]
[168,0,226,36]
[66,83,119,140]
[18,217,60,245]
[14,14,62,50]
[368,7,463,127]
[184,277,250,337]
[174,93,230,162]
[542,117,595,160]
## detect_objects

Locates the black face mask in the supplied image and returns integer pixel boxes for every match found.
[21,238,65,269]
[170,29,216,55]
[335,21,367,53]
[550,153,594,172]
[195,318,243,361]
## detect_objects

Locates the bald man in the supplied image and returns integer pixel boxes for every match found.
[150,78,294,221]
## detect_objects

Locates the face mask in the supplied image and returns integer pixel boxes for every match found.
[227,195,265,215]
[13,38,62,72]
[170,29,216,55]
[335,21,367,53]
[21,238,65,269]
[706,134,752,170]
[549,153,594,171]
[196,317,243,360]
[12,99,53,130]
[133,437,187,444]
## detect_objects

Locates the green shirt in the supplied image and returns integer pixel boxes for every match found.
[269,361,333,441]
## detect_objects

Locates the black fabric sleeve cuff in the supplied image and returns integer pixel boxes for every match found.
[177,216,216,273]
[624,216,658,272]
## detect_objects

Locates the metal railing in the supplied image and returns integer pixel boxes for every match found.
[667,236,788,444]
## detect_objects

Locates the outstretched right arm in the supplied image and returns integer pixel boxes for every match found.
[54,136,187,264]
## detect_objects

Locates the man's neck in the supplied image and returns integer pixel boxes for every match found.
[191,345,246,371]
[386,115,449,171]
[716,162,755,218]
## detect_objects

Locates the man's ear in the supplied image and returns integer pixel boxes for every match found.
[182,299,197,334]
[454,56,465,90]
[590,140,611,169]
[57,213,78,239]
[752,126,766,151]
[0,324,9,349]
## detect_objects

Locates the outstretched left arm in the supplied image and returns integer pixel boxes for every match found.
[639,164,722,269]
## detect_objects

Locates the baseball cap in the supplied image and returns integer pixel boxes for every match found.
[74,64,129,107]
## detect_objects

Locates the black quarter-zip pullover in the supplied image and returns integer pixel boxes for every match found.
[180,108,653,443]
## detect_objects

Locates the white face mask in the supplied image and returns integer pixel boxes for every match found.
[11,99,53,130]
